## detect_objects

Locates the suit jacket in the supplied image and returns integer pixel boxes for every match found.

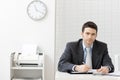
[58,39,114,73]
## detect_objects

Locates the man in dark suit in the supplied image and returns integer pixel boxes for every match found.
[58,21,114,74]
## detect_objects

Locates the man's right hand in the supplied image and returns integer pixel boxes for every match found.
[74,64,91,72]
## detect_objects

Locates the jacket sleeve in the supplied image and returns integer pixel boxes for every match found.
[58,43,74,72]
[102,44,114,73]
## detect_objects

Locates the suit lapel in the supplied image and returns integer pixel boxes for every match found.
[77,40,84,64]
[92,41,100,68]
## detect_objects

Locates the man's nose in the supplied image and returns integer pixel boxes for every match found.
[88,35,92,38]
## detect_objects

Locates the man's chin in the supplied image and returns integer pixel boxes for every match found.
[87,42,93,46]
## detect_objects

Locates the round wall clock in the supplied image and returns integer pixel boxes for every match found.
[27,0,47,21]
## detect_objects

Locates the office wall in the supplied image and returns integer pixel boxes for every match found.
[0,0,55,80]
[56,0,120,71]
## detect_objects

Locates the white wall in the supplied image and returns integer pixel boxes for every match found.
[0,0,55,80]
[56,0,120,71]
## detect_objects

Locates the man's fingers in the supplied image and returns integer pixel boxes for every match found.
[75,65,90,72]
[97,68,102,72]
[97,66,109,74]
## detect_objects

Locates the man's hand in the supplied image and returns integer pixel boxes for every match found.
[97,66,109,74]
[74,64,91,72]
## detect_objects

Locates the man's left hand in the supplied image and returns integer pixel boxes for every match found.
[97,66,109,74]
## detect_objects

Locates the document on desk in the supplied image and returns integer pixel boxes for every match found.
[108,71,120,77]
[69,69,120,77]
[69,69,97,74]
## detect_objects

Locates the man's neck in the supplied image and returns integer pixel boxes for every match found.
[82,40,93,48]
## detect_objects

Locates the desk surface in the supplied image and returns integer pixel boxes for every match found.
[55,71,120,80]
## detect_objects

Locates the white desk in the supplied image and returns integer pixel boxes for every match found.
[55,71,120,80]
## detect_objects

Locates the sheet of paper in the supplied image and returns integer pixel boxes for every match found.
[108,71,120,77]
[70,69,120,77]
[70,69,97,74]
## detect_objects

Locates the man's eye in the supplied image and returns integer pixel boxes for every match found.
[86,33,89,35]
[92,33,95,36]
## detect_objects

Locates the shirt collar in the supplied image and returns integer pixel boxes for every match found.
[82,40,93,49]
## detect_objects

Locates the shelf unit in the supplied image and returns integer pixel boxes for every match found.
[10,52,44,80]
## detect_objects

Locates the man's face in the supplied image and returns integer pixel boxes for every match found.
[81,27,97,47]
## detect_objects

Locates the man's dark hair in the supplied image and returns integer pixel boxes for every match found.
[82,21,98,33]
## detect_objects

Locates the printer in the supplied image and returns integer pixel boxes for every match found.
[13,44,43,67]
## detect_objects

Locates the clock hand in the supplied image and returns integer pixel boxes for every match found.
[34,6,45,16]
[34,5,39,12]
[34,5,45,13]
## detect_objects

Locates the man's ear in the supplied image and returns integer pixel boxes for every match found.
[81,32,83,36]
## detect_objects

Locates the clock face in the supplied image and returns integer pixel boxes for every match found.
[27,0,47,21]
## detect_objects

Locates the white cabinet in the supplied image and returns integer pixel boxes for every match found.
[10,52,44,80]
